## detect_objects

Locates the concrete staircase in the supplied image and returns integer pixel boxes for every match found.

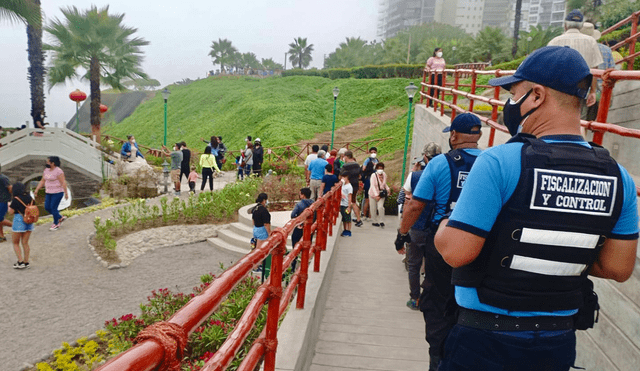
[207,204,293,255]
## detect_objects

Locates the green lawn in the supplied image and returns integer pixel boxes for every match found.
[103,76,418,152]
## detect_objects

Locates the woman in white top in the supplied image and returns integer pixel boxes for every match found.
[425,47,446,108]
[368,162,391,228]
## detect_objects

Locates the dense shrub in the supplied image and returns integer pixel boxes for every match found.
[281,68,323,77]
[486,56,526,71]
[327,68,351,79]
[351,66,383,79]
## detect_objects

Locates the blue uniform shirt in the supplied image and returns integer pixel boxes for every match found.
[412,149,482,224]
[449,136,639,317]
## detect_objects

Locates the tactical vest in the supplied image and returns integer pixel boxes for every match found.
[432,149,478,222]
[452,134,624,312]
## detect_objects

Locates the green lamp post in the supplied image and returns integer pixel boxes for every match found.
[331,86,340,149]
[402,82,419,183]
[161,88,171,146]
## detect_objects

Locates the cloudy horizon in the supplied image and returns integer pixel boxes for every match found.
[0,0,378,128]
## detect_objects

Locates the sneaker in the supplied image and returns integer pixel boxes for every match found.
[22,262,30,269]
[372,223,380,227]
[354,220,363,227]
[50,223,60,231]
[380,222,385,228]
[13,261,25,269]
[59,215,67,223]
[407,298,419,311]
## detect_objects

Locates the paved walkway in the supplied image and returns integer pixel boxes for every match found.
[309,215,430,370]
[0,172,243,371]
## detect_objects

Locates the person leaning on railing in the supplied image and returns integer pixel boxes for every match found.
[425,47,446,108]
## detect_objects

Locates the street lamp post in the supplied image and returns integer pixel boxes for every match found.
[452,46,457,64]
[331,87,340,149]
[161,88,171,146]
[402,82,419,183]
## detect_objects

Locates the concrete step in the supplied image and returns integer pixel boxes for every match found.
[207,237,251,255]
[218,226,253,247]
[229,222,255,239]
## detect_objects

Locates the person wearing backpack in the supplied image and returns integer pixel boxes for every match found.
[33,156,69,231]
[9,182,35,269]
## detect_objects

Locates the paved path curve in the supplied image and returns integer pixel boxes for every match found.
[0,172,242,371]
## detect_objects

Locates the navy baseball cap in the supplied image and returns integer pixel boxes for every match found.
[443,113,482,134]
[565,9,584,22]
[488,46,592,99]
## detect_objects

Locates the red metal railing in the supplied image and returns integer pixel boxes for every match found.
[420,66,640,195]
[95,182,342,371]
[601,10,640,70]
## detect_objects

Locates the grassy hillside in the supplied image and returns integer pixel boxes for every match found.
[103,76,417,153]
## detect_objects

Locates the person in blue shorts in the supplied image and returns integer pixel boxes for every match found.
[396,112,483,371]
[434,46,639,371]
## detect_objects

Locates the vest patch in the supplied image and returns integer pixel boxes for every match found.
[530,169,618,216]
[456,171,469,188]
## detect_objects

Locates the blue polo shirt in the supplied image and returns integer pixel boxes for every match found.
[309,158,328,180]
[449,135,639,318]
[412,149,482,224]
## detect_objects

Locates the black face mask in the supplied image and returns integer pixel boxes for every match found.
[503,89,538,136]
[44,163,50,169]
[448,137,454,151]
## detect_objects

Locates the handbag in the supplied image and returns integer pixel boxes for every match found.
[376,174,388,198]
[16,196,39,224]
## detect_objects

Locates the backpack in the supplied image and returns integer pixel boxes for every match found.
[16,196,39,224]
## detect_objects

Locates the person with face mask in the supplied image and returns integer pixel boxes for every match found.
[368,162,390,228]
[395,113,482,371]
[121,135,145,161]
[161,143,184,196]
[433,46,638,371]
[426,47,446,108]
[33,156,69,231]
[361,147,379,219]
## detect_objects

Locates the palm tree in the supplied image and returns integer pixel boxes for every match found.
[1,0,46,126]
[44,5,148,138]
[209,38,237,73]
[288,37,313,69]
[0,0,40,24]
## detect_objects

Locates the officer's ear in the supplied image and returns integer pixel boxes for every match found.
[529,84,547,108]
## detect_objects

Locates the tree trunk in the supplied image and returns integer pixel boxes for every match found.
[90,56,101,139]
[27,0,45,126]
[512,0,523,58]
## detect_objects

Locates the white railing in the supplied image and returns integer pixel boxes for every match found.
[0,127,102,180]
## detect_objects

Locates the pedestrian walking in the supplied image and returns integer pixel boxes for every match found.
[291,187,314,250]
[308,150,328,200]
[179,141,191,183]
[199,146,220,191]
[33,156,69,231]
[161,144,183,196]
[340,150,363,227]
[188,166,198,194]
[235,156,244,180]
[252,193,271,278]
[9,182,34,269]
[252,138,264,176]
[361,147,379,219]
[435,46,638,371]
[369,162,390,228]
[396,113,482,370]
[0,164,13,241]
[339,172,353,237]
[244,142,254,177]
[426,47,446,107]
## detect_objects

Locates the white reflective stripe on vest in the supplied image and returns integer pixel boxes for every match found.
[520,228,599,249]
[510,255,587,276]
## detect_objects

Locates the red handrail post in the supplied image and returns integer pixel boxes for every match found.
[593,75,616,145]
[314,202,324,272]
[263,236,286,371]
[440,72,447,116]
[488,70,502,148]
[420,68,427,104]
[319,202,328,251]
[469,71,477,112]
[451,70,459,121]
[427,70,433,108]
[628,13,638,71]
[296,213,314,309]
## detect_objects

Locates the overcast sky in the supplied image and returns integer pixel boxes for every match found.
[0,0,379,127]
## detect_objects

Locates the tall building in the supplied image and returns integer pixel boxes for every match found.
[377,0,440,38]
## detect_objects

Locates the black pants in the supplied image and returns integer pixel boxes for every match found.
[428,74,443,107]
[180,166,190,182]
[253,163,262,177]
[419,230,457,370]
[201,168,214,191]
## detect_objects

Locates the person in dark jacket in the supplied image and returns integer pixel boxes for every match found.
[179,142,191,183]
[252,138,264,176]
[291,187,314,249]
[121,135,144,161]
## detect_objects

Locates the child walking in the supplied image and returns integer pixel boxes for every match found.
[339,172,353,237]
[188,166,198,193]
[9,182,34,269]
[235,156,244,180]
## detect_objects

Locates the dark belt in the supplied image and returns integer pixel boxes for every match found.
[457,308,574,331]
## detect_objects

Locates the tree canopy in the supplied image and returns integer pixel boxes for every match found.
[209,38,237,73]
[0,0,41,25]
[288,37,314,69]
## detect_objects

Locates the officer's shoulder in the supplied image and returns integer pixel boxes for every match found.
[480,142,524,159]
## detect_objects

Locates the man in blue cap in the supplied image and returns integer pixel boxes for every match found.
[433,46,638,370]
[548,9,603,109]
[396,112,482,371]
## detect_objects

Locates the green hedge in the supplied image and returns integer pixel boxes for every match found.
[486,56,526,71]
[282,64,428,80]
[328,68,352,79]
